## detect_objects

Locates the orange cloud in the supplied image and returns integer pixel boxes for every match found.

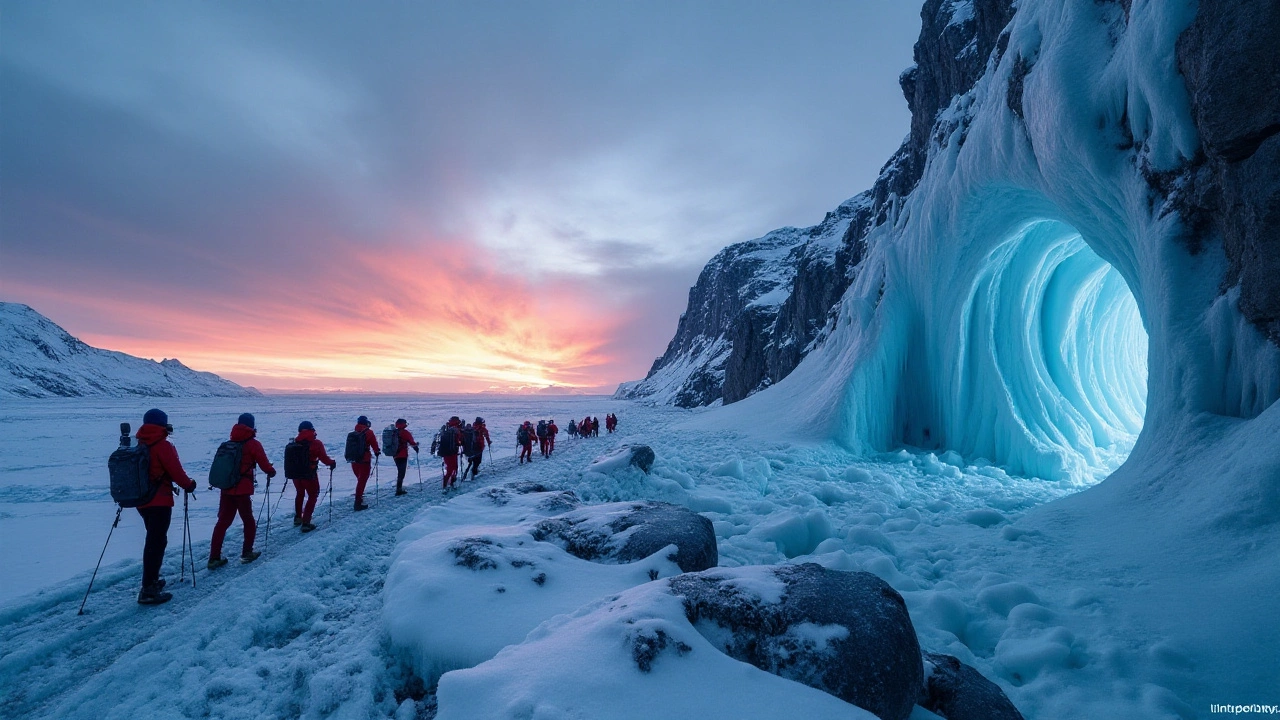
[10,232,630,392]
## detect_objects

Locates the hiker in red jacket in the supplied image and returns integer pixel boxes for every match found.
[518,421,535,464]
[437,416,463,490]
[393,419,420,496]
[291,420,336,532]
[546,419,559,456]
[133,408,197,605]
[208,413,275,568]
[606,413,617,433]
[467,416,492,478]
[582,416,592,439]
[350,415,380,511]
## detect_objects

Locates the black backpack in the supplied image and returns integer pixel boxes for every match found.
[460,425,476,455]
[109,442,156,508]
[436,424,458,456]
[516,425,530,445]
[382,425,401,457]
[536,421,548,438]
[344,430,368,462]
[209,440,245,490]
[284,440,315,480]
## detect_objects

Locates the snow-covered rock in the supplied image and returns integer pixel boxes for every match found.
[0,302,258,399]
[921,651,1025,720]
[671,563,923,720]
[532,500,717,572]
[383,485,710,682]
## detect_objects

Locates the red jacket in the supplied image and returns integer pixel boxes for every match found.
[473,421,492,450]
[519,422,535,446]
[352,424,380,464]
[225,424,274,495]
[547,422,558,437]
[136,423,197,509]
[295,428,336,474]
[395,428,418,459]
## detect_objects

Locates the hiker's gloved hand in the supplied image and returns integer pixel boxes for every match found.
[267,469,277,479]
[327,460,338,468]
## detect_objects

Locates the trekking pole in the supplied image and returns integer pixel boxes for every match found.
[327,465,334,524]
[265,477,286,546]
[416,451,423,490]
[184,492,197,588]
[179,495,189,584]
[78,506,123,615]
[374,456,380,505]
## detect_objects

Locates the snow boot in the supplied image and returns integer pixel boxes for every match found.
[137,587,172,605]
[395,489,408,496]
[293,514,303,526]
[241,551,261,564]
[354,502,370,511]
[301,522,316,533]
[207,557,229,570]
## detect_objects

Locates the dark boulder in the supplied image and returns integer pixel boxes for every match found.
[532,501,717,573]
[670,563,922,720]
[627,444,656,474]
[920,652,1024,720]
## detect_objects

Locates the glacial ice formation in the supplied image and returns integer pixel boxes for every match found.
[711,0,1279,485]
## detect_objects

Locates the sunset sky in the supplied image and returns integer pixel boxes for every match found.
[0,1,922,393]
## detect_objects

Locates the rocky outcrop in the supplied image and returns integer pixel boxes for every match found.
[920,652,1024,720]
[671,563,923,720]
[1173,0,1280,344]
[0,302,259,399]
[532,501,718,573]
[619,0,1018,407]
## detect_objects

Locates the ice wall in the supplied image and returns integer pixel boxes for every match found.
[713,0,1279,485]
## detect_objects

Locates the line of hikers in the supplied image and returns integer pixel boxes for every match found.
[103,408,620,606]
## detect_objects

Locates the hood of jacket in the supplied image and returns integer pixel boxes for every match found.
[296,428,317,443]
[231,423,257,442]
[136,423,169,446]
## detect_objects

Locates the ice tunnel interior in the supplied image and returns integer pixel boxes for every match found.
[894,219,1149,483]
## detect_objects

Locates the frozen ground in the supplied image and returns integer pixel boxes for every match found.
[0,395,1273,718]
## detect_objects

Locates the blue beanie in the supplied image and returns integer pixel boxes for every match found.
[298,420,315,432]
[238,412,255,429]
[143,408,168,426]
[357,415,370,427]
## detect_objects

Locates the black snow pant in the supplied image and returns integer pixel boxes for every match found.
[137,506,172,589]
[464,452,482,479]
[394,457,408,491]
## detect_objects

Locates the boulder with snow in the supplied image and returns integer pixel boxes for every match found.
[532,500,717,573]
[670,563,922,720]
[920,652,1024,720]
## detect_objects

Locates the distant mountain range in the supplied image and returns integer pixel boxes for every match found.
[0,302,260,399]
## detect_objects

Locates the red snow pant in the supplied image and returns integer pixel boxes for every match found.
[548,436,555,454]
[519,442,533,463]
[352,462,371,504]
[538,437,549,456]
[442,454,459,488]
[210,493,256,560]
[293,478,320,523]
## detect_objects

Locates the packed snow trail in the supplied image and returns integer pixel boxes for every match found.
[0,428,635,720]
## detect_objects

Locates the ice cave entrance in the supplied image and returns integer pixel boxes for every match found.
[950,219,1149,484]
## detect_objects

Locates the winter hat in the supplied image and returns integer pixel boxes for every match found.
[475,417,484,425]
[298,420,315,432]
[237,412,255,429]
[357,415,370,427]
[143,408,168,426]
[396,418,407,428]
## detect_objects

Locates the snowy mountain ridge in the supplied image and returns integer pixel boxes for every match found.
[0,302,260,398]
